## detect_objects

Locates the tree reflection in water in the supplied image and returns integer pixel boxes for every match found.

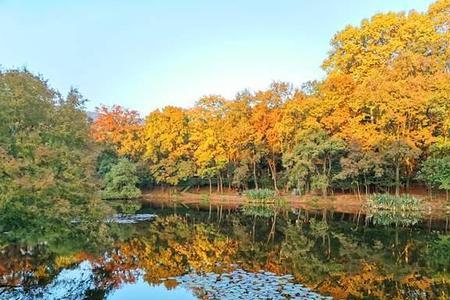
[0,207,449,299]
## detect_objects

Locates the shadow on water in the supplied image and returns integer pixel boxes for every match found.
[0,201,449,299]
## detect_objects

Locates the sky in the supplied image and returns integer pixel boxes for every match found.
[0,0,436,114]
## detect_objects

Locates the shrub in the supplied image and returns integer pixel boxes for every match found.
[102,158,142,200]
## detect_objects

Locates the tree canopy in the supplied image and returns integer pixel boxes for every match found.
[0,69,110,246]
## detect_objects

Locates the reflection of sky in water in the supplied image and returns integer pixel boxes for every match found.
[107,279,197,300]
[0,261,329,300]
[0,261,197,300]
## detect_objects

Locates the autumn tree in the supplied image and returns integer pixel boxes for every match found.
[143,106,195,186]
[251,82,293,192]
[222,92,256,190]
[190,96,228,193]
[91,105,144,158]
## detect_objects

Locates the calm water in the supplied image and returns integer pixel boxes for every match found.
[0,203,449,299]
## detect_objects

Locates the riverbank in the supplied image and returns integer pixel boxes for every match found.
[142,189,450,218]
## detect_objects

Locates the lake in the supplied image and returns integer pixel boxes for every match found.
[0,203,449,299]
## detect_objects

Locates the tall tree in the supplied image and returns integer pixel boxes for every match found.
[251,82,293,192]
[0,69,109,246]
[91,105,144,159]
[190,95,228,193]
[143,106,195,186]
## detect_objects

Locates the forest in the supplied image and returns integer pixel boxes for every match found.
[90,0,450,199]
[1,0,450,246]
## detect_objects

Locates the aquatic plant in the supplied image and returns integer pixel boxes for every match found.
[366,194,423,211]
[242,189,287,219]
[366,194,423,227]
[176,269,331,300]
[368,210,423,226]
[200,194,210,205]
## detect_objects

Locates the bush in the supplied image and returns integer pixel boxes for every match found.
[102,158,142,200]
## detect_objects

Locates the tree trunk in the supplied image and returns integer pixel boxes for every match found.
[267,212,277,243]
[219,173,223,194]
[356,182,361,201]
[227,164,232,191]
[208,177,212,194]
[216,174,220,193]
[252,161,259,190]
[395,162,400,196]
[268,159,279,193]
[364,175,368,196]
[322,159,328,197]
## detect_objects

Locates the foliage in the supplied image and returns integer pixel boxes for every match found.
[0,69,111,246]
[91,105,144,158]
[244,189,276,202]
[418,143,450,200]
[366,194,423,211]
[88,1,450,194]
[428,235,450,272]
[143,107,195,185]
[102,158,142,200]
[283,129,346,196]
[242,189,286,217]
[135,160,154,189]
[96,147,119,177]
[366,194,423,226]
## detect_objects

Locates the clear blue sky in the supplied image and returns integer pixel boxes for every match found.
[0,0,435,114]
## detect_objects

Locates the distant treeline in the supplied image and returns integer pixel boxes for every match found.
[91,1,450,198]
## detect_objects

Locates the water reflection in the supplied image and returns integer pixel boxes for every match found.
[0,205,449,299]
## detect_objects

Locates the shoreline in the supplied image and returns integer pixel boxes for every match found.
[141,190,450,219]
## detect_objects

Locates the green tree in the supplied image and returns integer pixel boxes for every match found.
[102,158,142,200]
[283,129,346,196]
[0,69,110,246]
[96,147,119,177]
[418,141,450,201]
[335,143,384,196]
